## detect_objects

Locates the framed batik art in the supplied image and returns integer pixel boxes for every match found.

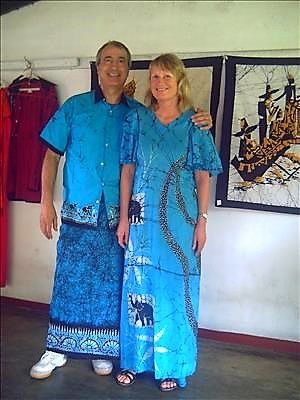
[216,56,300,214]
[90,56,223,137]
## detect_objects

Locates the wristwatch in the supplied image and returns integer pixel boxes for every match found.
[198,212,208,221]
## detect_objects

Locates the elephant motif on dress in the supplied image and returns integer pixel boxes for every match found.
[129,294,153,327]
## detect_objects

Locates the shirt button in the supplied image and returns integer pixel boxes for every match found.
[100,162,104,166]
[102,183,105,187]
[105,143,109,147]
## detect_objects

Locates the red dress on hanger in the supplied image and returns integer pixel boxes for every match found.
[7,77,59,202]
[0,87,12,287]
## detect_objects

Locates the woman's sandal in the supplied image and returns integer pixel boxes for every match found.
[115,369,136,387]
[159,378,178,392]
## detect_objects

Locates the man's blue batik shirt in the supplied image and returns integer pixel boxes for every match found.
[40,87,142,228]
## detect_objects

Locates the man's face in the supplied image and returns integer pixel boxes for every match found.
[97,45,129,92]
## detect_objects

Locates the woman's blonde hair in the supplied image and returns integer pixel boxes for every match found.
[144,53,194,112]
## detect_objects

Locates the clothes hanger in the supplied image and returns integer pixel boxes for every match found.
[10,57,55,90]
[22,57,40,79]
[17,57,41,92]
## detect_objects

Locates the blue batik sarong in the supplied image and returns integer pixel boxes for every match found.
[46,197,123,359]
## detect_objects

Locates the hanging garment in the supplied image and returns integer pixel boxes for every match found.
[7,77,59,202]
[0,88,12,287]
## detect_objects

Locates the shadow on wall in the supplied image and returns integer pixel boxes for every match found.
[0,1,40,16]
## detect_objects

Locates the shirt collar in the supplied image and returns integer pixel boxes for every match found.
[94,85,129,106]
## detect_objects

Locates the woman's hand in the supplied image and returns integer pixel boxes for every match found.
[117,219,130,249]
[192,218,207,256]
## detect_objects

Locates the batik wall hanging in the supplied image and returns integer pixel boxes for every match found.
[90,56,223,138]
[216,56,300,214]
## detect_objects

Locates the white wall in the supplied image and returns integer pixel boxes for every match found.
[1,1,299,342]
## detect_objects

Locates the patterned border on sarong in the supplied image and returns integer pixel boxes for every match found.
[47,322,119,358]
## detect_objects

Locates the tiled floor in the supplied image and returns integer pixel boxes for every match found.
[1,304,299,400]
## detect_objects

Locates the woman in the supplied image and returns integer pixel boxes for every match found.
[116,54,222,392]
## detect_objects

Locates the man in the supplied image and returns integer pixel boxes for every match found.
[30,41,212,379]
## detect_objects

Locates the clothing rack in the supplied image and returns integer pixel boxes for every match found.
[1,57,80,71]
[1,49,298,72]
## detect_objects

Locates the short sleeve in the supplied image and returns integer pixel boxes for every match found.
[186,126,223,176]
[120,108,139,164]
[40,97,73,155]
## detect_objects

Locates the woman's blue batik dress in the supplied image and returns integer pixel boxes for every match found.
[119,107,223,384]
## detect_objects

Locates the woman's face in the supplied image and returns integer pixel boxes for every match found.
[150,65,178,103]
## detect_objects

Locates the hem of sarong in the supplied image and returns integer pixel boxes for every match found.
[46,347,119,360]
[47,321,120,359]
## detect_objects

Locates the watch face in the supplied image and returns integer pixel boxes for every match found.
[202,213,208,220]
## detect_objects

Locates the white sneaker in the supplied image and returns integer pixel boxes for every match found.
[30,351,67,379]
[91,359,113,376]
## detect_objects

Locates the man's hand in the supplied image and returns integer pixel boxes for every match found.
[192,108,213,130]
[40,203,58,239]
